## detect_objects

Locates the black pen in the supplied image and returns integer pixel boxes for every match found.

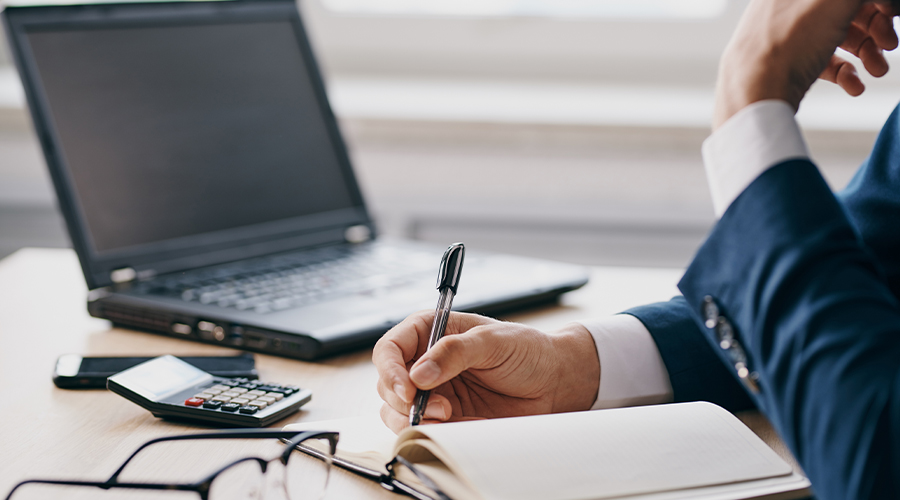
[409,242,465,426]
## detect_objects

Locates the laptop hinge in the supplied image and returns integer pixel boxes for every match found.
[110,267,136,283]
[110,267,157,283]
[344,225,372,243]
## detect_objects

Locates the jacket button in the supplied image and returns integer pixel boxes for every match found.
[702,296,719,329]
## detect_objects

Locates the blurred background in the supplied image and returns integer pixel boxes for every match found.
[0,0,895,267]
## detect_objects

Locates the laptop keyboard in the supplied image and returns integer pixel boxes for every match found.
[137,244,436,314]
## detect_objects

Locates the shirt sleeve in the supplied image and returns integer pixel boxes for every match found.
[578,314,674,409]
[702,100,810,217]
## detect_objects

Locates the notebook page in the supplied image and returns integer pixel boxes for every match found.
[396,402,793,500]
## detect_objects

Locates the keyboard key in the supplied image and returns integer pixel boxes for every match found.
[246,390,266,397]
[193,393,214,400]
[239,405,259,414]
[184,398,204,407]
[221,402,241,412]
[230,388,249,394]
[265,392,284,401]
[257,396,276,404]
[248,401,267,410]
[231,398,250,406]
[212,396,232,402]
[202,400,223,409]
[221,391,241,398]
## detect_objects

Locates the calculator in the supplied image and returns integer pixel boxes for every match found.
[107,355,312,427]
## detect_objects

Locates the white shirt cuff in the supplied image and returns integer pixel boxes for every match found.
[701,100,809,218]
[579,314,674,410]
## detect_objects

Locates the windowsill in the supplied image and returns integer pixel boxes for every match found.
[0,66,895,132]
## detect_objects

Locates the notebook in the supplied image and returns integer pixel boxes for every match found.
[2,0,589,360]
[285,402,812,500]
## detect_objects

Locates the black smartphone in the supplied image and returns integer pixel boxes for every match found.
[52,354,257,389]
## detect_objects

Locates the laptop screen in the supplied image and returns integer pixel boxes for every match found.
[25,18,358,254]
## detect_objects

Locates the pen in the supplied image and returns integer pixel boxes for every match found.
[409,242,465,427]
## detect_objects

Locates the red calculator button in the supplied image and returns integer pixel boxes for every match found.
[184,398,204,407]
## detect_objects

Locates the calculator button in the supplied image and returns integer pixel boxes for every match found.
[209,385,231,392]
[265,392,284,401]
[203,400,223,409]
[212,396,232,402]
[247,390,266,397]
[221,402,241,412]
[204,388,223,395]
[221,391,241,398]
[184,398,204,407]
[231,398,250,406]
[248,401,267,410]
[239,405,259,414]
[239,383,260,390]
[257,396,276,404]
[230,388,249,394]
[194,393,214,400]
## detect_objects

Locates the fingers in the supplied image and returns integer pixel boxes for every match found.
[373,311,497,422]
[820,54,866,96]
[380,403,444,434]
[409,325,501,390]
[853,3,898,51]
[834,4,897,81]
[376,376,453,421]
[373,310,436,407]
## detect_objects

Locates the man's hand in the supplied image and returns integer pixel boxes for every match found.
[373,311,600,433]
[713,0,898,129]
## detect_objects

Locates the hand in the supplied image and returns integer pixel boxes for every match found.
[373,311,600,433]
[713,0,898,129]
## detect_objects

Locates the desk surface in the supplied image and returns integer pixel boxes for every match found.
[0,248,800,498]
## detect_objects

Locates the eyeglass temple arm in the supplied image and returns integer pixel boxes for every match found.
[107,429,336,483]
[279,431,339,463]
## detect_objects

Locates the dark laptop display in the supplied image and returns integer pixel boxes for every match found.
[3,0,589,359]
[28,21,359,255]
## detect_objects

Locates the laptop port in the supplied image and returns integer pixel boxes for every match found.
[244,332,267,349]
[171,323,192,335]
[197,321,225,341]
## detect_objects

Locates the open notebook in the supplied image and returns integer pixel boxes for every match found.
[285,402,811,500]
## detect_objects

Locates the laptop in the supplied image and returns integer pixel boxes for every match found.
[2,0,589,359]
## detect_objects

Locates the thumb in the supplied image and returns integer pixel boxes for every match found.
[408,327,498,390]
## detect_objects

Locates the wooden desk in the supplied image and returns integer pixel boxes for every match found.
[0,248,800,498]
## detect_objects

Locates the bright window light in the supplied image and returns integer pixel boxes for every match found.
[320,0,728,19]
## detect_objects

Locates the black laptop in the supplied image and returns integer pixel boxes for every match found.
[2,0,589,359]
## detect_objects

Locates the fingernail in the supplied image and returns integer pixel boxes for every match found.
[425,401,447,420]
[410,359,440,386]
[394,383,408,403]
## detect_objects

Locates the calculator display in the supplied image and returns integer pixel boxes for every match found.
[112,355,212,401]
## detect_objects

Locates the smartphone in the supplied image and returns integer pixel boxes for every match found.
[52,354,257,389]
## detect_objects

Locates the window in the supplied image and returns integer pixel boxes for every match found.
[320,0,727,19]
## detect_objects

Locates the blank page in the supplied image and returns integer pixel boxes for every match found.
[396,402,793,500]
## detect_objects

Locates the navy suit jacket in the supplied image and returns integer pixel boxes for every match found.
[625,105,900,500]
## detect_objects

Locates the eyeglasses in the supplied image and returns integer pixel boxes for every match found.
[5,429,338,500]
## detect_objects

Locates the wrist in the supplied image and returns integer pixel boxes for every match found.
[713,50,794,131]
[549,323,600,413]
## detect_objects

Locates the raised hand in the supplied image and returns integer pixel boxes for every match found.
[714,0,898,129]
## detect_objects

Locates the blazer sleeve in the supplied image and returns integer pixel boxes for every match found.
[677,159,900,500]
[626,105,900,416]
[624,298,756,412]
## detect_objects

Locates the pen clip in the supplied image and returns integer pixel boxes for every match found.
[436,243,465,293]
